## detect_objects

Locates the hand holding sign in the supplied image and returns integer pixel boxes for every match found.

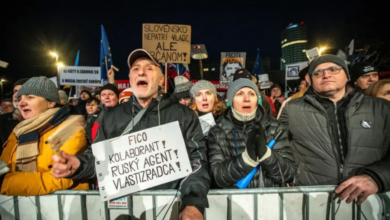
[92,121,192,201]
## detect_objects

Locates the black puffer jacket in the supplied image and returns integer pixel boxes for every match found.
[74,94,210,213]
[208,106,296,188]
[279,88,390,192]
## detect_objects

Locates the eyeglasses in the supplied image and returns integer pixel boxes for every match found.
[312,66,342,78]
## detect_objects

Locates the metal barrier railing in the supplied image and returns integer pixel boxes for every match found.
[1,185,389,220]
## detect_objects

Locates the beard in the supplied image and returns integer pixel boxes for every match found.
[133,84,159,100]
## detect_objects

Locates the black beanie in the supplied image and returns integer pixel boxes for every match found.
[233,68,252,81]
[101,83,119,97]
[13,78,29,88]
[350,62,379,83]
[80,90,92,98]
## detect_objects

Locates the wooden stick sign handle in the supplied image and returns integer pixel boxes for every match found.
[111,65,119,72]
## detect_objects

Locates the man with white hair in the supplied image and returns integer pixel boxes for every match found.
[52,49,210,219]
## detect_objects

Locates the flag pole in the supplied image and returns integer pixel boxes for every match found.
[199,59,203,79]
[164,63,167,93]
[104,56,109,72]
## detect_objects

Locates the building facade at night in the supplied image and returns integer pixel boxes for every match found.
[280,22,308,70]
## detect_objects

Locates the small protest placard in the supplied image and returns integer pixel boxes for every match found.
[92,121,192,202]
[198,113,215,136]
[142,23,191,64]
[285,61,309,81]
[306,47,319,62]
[108,197,128,209]
[59,66,103,86]
[258,74,270,89]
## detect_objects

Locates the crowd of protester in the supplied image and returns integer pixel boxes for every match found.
[0,49,389,219]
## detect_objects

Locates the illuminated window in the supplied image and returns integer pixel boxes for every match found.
[211,68,215,71]
[281,40,308,48]
[203,68,209,72]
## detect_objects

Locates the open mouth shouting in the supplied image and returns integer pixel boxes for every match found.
[136,79,149,89]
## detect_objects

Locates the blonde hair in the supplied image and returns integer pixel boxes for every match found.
[190,93,226,116]
[366,79,390,97]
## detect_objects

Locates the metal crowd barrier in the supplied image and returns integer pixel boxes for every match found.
[0,186,389,220]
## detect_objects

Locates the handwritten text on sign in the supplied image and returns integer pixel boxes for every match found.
[92,121,192,201]
[59,66,103,86]
[142,23,191,64]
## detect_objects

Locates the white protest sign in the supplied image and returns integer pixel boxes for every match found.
[258,74,270,89]
[92,121,192,202]
[108,197,128,209]
[59,66,103,86]
[198,113,215,136]
[306,47,319,62]
[285,61,309,81]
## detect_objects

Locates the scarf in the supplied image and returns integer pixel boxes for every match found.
[232,107,257,122]
[13,107,69,172]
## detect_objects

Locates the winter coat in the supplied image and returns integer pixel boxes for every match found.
[279,88,390,192]
[73,94,210,213]
[0,120,89,196]
[208,107,296,188]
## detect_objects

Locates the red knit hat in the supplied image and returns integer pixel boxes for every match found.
[119,88,133,103]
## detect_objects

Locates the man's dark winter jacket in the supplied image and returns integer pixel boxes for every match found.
[74,99,87,116]
[0,113,19,156]
[72,94,210,213]
[279,87,390,192]
[207,107,296,188]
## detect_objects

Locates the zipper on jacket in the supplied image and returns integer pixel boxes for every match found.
[334,103,346,179]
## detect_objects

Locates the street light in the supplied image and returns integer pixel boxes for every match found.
[50,52,58,62]
[0,79,6,99]
[319,47,327,55]
[50,51,61,89]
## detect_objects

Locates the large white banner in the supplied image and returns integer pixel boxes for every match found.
[220,52,246,88]
[285,61,309,81]
[59,66,103,86]
[92,121,192,202]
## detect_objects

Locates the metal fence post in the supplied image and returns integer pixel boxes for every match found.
[13,196,20,220]
[80,195,87,220]
[127,195,133,219]
[104,201,110,220]
[35,196,42,220]
[57,195,63,220]
[254,193,258,220]
[279,193,284,220]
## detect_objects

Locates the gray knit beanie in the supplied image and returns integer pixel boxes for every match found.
[17,76,61,104]
[308,54,350,80]
[190,80,217,99]
[174,76,193,99]
[227,78,258,107]
[58,90,68,103]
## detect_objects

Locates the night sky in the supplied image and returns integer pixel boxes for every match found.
[0,1,386,94]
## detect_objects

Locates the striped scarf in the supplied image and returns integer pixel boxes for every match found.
[13,107,69,172]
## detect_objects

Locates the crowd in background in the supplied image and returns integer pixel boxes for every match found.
[0,49,389,219]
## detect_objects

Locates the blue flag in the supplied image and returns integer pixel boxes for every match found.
[252,49,264,79]
[74,50,80,66]
[100,25,113,81]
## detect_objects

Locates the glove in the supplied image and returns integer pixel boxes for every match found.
[246,125,268,162]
